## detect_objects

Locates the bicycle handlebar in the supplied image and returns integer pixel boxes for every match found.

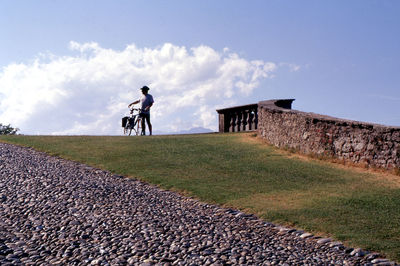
[129,107,142,114]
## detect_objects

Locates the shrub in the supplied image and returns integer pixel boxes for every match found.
[0,123,19,135]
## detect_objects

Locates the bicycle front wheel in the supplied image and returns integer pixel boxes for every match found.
[135,118,141,136]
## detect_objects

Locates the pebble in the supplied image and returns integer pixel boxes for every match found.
[0,142,397,265]
[372,258,390,264]
[300,233,313,239]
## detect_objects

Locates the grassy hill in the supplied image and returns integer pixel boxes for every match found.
[1,133,399,261]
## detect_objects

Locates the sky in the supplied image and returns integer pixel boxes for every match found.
[0,0,399,135]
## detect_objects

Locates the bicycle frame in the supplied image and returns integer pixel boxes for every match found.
[123,108,143,136]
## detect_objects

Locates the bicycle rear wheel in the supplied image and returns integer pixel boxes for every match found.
[124,121,132,136]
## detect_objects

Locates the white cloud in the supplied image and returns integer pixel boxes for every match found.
[0,42,277,135]
[279,62,301,72]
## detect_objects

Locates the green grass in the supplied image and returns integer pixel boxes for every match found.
[1,133,399,261]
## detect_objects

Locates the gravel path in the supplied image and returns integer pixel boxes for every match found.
[0,142,395,265]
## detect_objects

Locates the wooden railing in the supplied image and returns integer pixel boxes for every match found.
[216,104,258,133]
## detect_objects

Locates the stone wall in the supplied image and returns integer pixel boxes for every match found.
[257,100,400,170]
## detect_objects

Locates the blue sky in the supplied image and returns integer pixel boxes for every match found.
[0,0,399,134]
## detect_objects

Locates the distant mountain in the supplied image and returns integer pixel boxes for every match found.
[176,127,214,134]
[153,127,214,135]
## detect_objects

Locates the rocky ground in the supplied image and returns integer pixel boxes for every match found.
[0,142,396,265]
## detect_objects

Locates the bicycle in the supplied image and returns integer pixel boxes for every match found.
[122,107,143,136]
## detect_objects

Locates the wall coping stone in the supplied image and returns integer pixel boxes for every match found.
[258,99,295,110]
[216,103,258,114]
[259,100,400,131]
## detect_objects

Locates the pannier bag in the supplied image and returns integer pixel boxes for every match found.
[122,116,128,127]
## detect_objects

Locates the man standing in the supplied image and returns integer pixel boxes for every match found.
[128,86,154,135]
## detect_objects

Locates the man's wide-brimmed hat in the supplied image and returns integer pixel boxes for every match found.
[140,86,150,91]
